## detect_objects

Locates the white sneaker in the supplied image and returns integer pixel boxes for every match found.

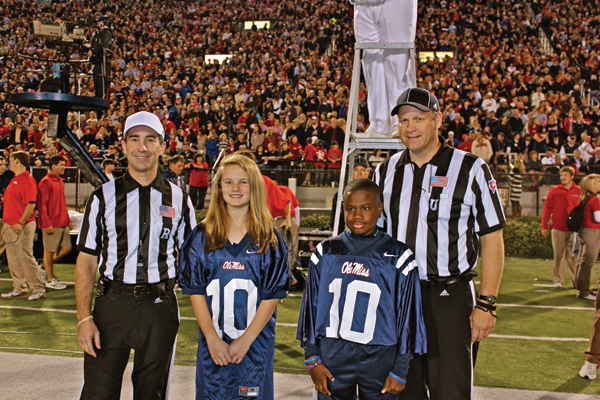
[28,292,46,301]
[1,290,29,299]
[353,128,391,139]
[580,361,598,380]
[39,265,47,281]
[554,282,562,288]
[580,294,597,301]
[45,278,67,290]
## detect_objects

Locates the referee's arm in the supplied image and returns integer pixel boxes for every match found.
[76,252,101,357]
[470,229,504,342]
[75,190,104,357]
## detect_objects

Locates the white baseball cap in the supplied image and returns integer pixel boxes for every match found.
[124,111,165,139]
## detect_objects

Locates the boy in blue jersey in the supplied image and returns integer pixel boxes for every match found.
[297,179,426,399]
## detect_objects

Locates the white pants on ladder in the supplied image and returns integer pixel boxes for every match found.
[354,0,418,136]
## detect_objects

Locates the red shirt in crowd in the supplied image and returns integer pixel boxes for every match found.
[541,183,581,232]
[237,114,247,129]
[29,130,44,149]
[582,195,600,230]
[304,143,316,164]
[3,171,37,226]
[289,142,303,161]
[187,161,209,188]
[327,148,342,169]
[314,147,327,168]
[37,172,71,229]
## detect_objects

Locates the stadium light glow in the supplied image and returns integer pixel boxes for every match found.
[244,21,270,30]
[204,54,233,64]
[418,51,455,63]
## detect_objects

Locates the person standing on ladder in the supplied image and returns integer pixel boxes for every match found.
[352,0,418,138]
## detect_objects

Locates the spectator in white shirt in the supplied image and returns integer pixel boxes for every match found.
[481,92,498,113]
[579,133,595,162]
[531,87,546,108]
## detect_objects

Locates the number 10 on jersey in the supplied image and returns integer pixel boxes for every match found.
[206,278,258,339]
[326,278,381,345]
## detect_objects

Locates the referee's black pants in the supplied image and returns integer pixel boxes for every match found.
[398,278,478,400]
[80,290,179,400]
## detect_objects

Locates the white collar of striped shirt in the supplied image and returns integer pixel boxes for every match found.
[396,136,451,170]
[122,170,168,193]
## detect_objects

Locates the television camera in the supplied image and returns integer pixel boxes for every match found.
[29,18,94,43]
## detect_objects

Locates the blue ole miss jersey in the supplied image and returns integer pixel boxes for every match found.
[297,232,426,355]
[179,226,289,400]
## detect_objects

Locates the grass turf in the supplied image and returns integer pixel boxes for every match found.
[1,257,600,394]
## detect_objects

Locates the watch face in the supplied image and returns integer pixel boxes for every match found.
[481,294,497,305]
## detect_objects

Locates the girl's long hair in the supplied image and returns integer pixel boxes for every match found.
[202,154,277,253]
[513,159,526,174]
[580,174,600,201]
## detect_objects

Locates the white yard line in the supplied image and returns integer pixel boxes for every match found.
[0,305,77,313]
[489,334,588,342]
[0,278,75,285]
[498,303,594,311]
[0,331,76,336]
[0,346,83,354]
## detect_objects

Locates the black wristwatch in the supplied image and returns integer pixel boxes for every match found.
[478,294,497,305]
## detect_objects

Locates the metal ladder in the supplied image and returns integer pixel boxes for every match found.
[332,41,416,235]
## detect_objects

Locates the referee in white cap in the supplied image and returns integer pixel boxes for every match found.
[75,111,196,399]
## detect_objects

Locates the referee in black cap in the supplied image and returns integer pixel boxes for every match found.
[75,111,196,399]
[374,87,505,399]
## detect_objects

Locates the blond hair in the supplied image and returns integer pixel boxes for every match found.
[202,154,277,253]
[513,159,526,174]
[580,174,600,201]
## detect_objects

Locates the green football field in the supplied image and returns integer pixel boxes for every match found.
[1,257,600,395]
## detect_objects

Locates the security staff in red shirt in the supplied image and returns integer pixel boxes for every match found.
[541,166,581,288]
[37,155,73,290]
[1,151,45,300]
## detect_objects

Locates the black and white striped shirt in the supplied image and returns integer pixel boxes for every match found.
[509,169,523,202]
[373,140,505,280]
[77,171,196,284]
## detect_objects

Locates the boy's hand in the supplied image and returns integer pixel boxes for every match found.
[308,364,335,395]
[206,336,233,366]
[381,375,406,394]
[228,336,252,364]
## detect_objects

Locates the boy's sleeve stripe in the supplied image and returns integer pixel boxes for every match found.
[310,253,320,266]
[316,243,323,256]
[402,260,418,276]
[395,248,414,269]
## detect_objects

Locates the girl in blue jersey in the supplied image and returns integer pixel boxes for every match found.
[179,154,289,400]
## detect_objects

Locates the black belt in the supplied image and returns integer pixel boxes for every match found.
[420,270,478,288]
[99,278,176,297]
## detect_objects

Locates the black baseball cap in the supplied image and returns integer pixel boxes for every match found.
[391,88,440,116]
[354,156,369,168]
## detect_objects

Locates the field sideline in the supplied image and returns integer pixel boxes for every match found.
[2,257,600,395]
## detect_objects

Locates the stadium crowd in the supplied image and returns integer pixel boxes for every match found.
[0,0,598,190]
